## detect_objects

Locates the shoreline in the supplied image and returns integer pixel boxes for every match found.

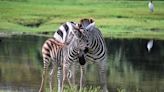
[0,32,164,40]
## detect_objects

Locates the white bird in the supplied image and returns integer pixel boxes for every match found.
[148,1,154,12]
[147,40,153,52]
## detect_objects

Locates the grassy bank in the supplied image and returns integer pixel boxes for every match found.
[0,0,164,39]
[0,86,101,92]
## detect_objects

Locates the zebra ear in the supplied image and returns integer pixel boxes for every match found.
[72,23,79,30]
[86,22,95,30]
[89,18,94,23]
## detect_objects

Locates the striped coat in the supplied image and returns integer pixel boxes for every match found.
[79,18,108,92]
[39,22,88,92]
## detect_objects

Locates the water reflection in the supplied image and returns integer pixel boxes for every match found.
[0,35,164,92]
[105,39,164,92]
[0,35,44,92]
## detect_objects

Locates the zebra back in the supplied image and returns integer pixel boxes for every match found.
[42,38,64,66]
[53,22,78,45]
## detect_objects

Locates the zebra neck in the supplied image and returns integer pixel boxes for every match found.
[68,47,79,56]
[88,36,106,53]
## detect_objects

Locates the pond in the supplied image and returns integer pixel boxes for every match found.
[0,35,164,92]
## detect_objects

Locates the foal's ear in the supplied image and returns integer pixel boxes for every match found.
[89,18,94,23]
[86,22,95,30]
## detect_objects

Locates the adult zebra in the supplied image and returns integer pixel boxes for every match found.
[79,18,108,92]
[39,22,89,92]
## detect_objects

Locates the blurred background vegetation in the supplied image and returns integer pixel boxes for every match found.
[0,0,164,39]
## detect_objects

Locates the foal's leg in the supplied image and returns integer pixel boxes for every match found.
[49,63,55,92]
[57,66,63,92]
[62,62,71,92]
[39,58,50,92]
[70,63,76,86]
[67,69,73,87]
[79,65,85,92]
[39,69,48,92]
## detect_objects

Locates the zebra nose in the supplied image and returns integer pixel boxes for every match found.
[84,47,89,53]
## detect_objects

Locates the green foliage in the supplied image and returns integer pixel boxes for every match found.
[0,0,164,39]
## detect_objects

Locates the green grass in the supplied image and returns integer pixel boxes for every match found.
[0,0,164,39]
[0,86,101,92]
[56,86,101,92]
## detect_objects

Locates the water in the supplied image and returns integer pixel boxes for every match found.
[0,35,164,92]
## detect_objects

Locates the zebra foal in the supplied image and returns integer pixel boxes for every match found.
[39,22,88,92]
[62,28,89,92]
[39,38,64,92]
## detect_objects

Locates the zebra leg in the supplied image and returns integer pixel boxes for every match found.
[49,63,55,92]
[97,61,108,92]
[71,63,76,86]
[39,59,50,92]
[57,66,63,92]
[79,65,85,92]
[67,69,72,88]
[67,63,77,88]
[61,64,67,92]
[39,69,48,92]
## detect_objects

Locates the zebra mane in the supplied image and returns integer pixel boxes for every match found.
[80,18,94,28]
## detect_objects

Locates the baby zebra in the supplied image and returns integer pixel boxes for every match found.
[39,22,88,92]
[39,38,64,92]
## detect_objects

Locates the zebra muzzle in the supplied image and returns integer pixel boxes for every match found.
[84,47,89,53]
[78,54,86,65]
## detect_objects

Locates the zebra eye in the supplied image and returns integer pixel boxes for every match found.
[86,40,88,43]
[79,24,82,28]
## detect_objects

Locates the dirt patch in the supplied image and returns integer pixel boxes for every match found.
[150,28,160,32]
[16,19,45,28]
[116,15,129,18]
[8,18,46,28]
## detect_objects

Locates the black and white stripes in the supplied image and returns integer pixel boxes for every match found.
[39,22,88,92]
[53,22,77,44]
[39,19,108,92]
[79,18,108,92]
[40,38,64,92]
